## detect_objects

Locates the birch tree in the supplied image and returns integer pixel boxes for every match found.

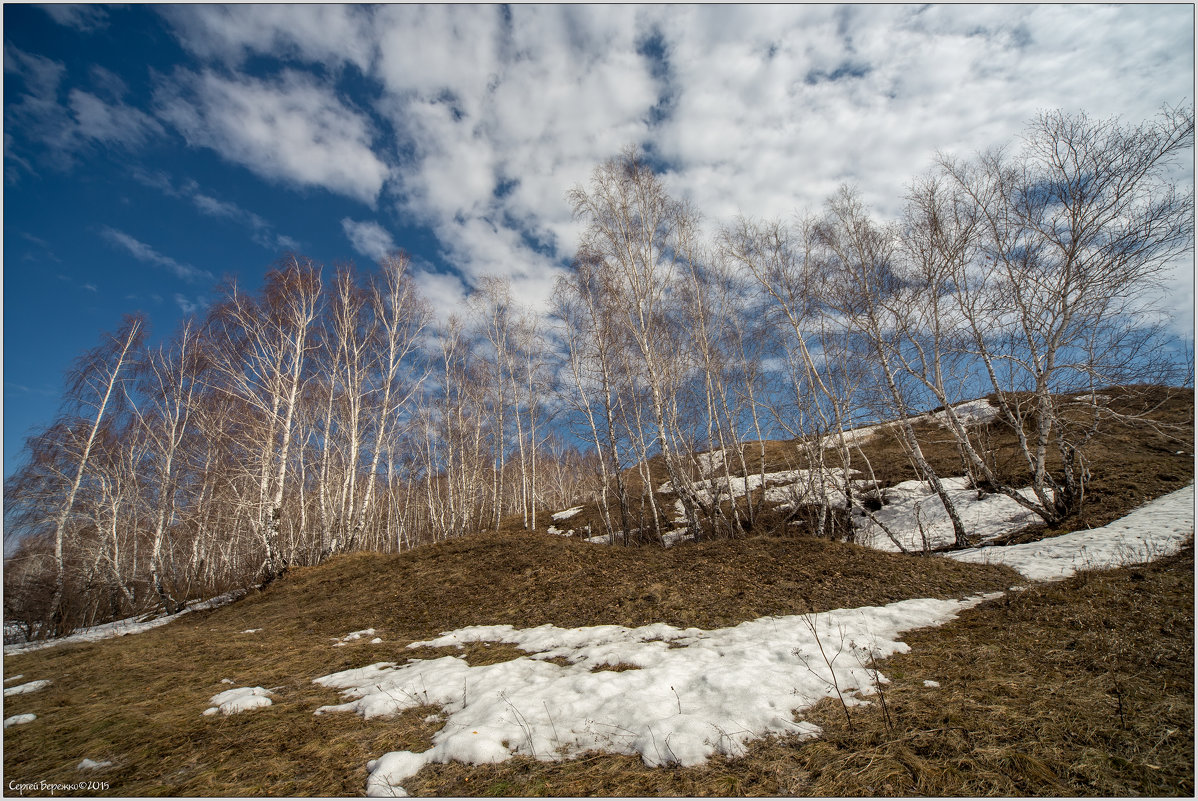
[569,147,711,540]
[130,319,206,613]
[40,315,145,633]
[936,106,1194,521]
[206,257,322,580]
[817,187,970,548]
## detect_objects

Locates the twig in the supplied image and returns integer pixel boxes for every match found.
[795,613,854,731]
[543,700,561,749]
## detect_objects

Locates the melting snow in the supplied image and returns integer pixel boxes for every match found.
[947,484,1194,581]
[3,590,246,656]
[4,674,24,684]
[661,468,864,520]
[854,477,1044,552]
[333,628,378,646]
[551,507,583,521]
[821,421,888,449]
[927,398,997,426]
[821,398,998,450]
[923,680,941,688]
[202,686,274,716]
[4,714,36,728]
[77,758,114,770]
[313,594,997,796]
[695,450,726,477]
[4,679,51,697]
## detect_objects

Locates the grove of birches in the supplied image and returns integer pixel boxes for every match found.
[5,107,1194,639]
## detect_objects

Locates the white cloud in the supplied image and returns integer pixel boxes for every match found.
[68,89,162,146]
[341,218,397,263]
[155,70,390,206]
[412,267,469,326]
[173,293,208,315]
[154,4,1193,331]
[100,227,214,284]
[40,4,109,31]
[162,5,374,73]
[131,170,299,253]
[365,5,659,305]
[649,4,1194,224]
[4,47,164,168]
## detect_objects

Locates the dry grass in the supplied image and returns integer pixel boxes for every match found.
[2,533,1019,796]
[398,543,1197,798]
[541,386,1193,547]
[3,386,1192,796]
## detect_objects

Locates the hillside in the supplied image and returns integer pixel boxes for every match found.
[2,388,1193,797]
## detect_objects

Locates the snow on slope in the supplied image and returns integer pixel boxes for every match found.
[946,483,1195,580]
[314,594,998,797]
[855,477,1045,552]
[3,590,246,656]
[819,398,999,450]
[3,679,51,697]
[202,686,274,716]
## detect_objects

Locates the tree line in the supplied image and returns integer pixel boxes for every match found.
[5,106,1192,638]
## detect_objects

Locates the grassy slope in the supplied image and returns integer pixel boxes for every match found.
[402,544,1194,798]
[3,387,1193,796]
[1,535,1021,797]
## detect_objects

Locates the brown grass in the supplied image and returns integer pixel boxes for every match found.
[541,386,1193,548]
[3,386,1192,797]
[2,532,1019,797]
[397,543,1197,798]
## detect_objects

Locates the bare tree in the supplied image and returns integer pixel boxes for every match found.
[553,255,635,542]
[569,147,712,541]
[352,253,430,548]
[935,106,1194,521]
[38,315,145,633]
[130,319,207,613]
[816,187,971,548]
[206,257,322,580]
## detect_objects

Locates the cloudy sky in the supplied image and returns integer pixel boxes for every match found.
[3,3,1194,474]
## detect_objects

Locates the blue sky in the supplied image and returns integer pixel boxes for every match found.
[3,3,1194,478]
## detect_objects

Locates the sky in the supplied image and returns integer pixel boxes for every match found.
[3,3,1195,478]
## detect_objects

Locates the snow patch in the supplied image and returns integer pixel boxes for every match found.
[661,468,864,520]
[77,759,114,771]
[947,484,1194,581]
[314,594,997,796]
[202,686,273,716]
[551,507,583,521]
[923,680,941,689]
[4,714,36,728]
[696,450,725,477]
[333,628,377,646]
[928,398,997,426]
[4,674,24,684]
[4,679,51,697]
[821,422,887,449]
[661,528,693,548]
[854,477,1043,552]
[3,590,246,655]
